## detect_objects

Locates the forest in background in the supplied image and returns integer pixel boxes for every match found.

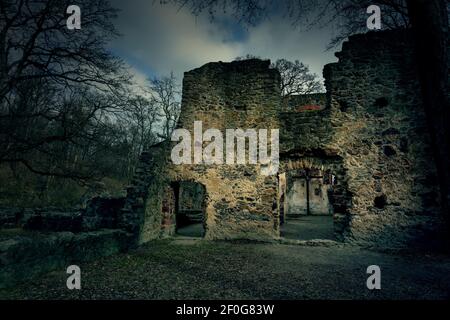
[2,0,447,214]
[0,0,182,207]
[0,0,322,208]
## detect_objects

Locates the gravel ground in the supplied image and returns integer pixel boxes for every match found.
[1,239,450,300]
[281,216,334,240]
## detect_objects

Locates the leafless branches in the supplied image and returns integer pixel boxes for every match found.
[273,59,323,96]
[170,0,410,48]
[235,55,323,97]
[148,72,181,139]
[0,0,133,183]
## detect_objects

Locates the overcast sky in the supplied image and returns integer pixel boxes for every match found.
[108,0,340,88]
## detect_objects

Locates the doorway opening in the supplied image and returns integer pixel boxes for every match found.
[279,167,335,240]
[175,181,206,238]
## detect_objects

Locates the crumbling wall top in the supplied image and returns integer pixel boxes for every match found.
[184,58,276,77]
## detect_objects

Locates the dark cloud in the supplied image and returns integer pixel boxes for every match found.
[108,0,338,85]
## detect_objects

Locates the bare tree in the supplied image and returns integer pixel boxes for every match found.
[122,94,159,178]
[234,54,261,61]
[0,0,128,102]
[148,72,181,139]
[127,95,159,153]
[406,0,450,228]
[0,0,178,203]
[274,59,323,96]
[0,0,132,183]
[311,0,410,48]
[235,56,323,97]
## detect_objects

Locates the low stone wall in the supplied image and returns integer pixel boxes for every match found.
[82,196,126,231]
[0,207,26,229]
[0,207,82,232]
[0,229,131,289]
[0,198,131,289]
[0,196,126,233]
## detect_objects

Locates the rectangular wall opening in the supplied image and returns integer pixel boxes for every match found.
[175,181,206,238]
[279,168,335,240]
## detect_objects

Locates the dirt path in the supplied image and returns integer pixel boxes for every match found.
[1,239,450,300]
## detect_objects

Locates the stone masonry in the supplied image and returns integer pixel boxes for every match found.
[118,30,444,248]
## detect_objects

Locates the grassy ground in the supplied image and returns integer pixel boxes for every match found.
[1,239,450,300]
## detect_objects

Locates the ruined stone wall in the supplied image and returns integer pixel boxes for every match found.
[0,200,132,289]
[166,60,281,241]
[119,142,171,243]
[0,197,126,233]
[279,108,351,239]
[0,228,130,289]
[124,60,282,243]
[323,30,443,247]
[280,108,334,153]
[124,31,444,248]
[278,30,444,247]
[283,93,326,111]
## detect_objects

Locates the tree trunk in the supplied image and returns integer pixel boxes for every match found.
[407,0,450,229]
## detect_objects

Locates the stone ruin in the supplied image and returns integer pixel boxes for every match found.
[0,30,447,288]
[122,30,444,247]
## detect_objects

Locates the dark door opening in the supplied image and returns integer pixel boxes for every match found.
[175,181,206,238]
